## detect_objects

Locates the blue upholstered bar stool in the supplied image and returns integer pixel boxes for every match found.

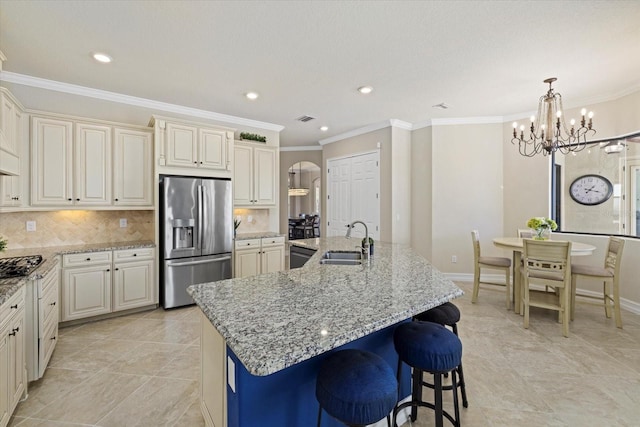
[414,302,468,408]
[392,321,462,427]
[316,349,398,427]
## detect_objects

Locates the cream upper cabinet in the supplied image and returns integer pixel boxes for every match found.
[30,116,74,206]
[0,88,24,176]
[233,142,276,207]
[31,115,153,209]
[166,122,198,168]
[162,120,230,171]
[113,127,153,206]
[75,123,112,206]
[0,175,21,207]
[199,128,227,170]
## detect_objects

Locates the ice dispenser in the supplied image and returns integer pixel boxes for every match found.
[172,219,195,249]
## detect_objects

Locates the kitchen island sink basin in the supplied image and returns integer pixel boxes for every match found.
[319,250,362,265]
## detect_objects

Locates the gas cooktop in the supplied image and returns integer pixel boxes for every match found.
[0,255,43,279]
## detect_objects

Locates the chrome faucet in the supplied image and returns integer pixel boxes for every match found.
[345,220,370,259]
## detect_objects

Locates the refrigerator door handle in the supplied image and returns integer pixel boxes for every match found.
[167,256,232,267]
[197,184,203,250]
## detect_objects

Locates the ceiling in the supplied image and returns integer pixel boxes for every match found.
[1,1,639,148]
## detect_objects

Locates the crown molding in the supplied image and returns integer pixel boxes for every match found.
[319,119,414,145]
[280,145,323,152]
[0,71,284,132]
[412,119,432,130]
[430,116,504,126]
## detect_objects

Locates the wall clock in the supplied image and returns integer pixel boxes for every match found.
[569,174,613,206]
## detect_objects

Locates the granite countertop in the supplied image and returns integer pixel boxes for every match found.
[188,236,463,376]
[0,240,155,306]
[235,232,284,241]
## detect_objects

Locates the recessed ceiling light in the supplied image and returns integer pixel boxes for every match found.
[357,86,373,94]
[320,126,329,132]
[245,92,259,100]
[92,52,112,63]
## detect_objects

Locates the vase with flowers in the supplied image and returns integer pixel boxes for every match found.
[526,217,557,240]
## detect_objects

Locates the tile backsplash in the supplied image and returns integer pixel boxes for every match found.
[0,210,154,250]
[233,209,271,234]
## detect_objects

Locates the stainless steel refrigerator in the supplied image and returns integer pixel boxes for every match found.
[159,175,233,308]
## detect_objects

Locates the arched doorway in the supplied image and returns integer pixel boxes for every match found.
[287,161,321,239]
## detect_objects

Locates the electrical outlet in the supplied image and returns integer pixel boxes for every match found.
[451,255,457,263]
[26,221,36,232]
[247,215,253,223]
[119,218,127,228]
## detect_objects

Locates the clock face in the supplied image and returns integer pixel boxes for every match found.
[569,174,613,206]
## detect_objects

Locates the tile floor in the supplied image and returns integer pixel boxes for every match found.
[8,281,640,427]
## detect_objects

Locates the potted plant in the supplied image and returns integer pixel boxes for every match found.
[526,217,557,240]
[239,132,267,143]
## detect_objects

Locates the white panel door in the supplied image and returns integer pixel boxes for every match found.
[327,157,352,237]
[327,153,380,240]
[75,123,111,205]
[31,117,74,206]
[166,123,197,168]
[350,152,379,240]
[113,128,153,206]
[199,128,227,170]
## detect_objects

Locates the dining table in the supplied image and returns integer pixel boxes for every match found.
[493,237,596,314]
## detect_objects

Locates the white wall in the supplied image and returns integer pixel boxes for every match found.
[410,126,433,261]
[430,123,505,272]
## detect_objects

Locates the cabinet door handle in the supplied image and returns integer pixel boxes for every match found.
[51,336,56,341]
[115,198,119,201]
[133,253,137,257]
[10,304,18,309]
[115,268,119,271]
[76,198,80,201]
[106,268,110,272]
[86,257,91,261]
[50,301,56,306]
[68,198,72,201]
[193,161,198,164]
[9,327,20,336]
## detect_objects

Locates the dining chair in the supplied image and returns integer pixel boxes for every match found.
[313,215,321,237]
[517,229,534,238]
[570,236,625,328]
[521,239,572,337]
[471,230,512,309]
[294,215,315,239]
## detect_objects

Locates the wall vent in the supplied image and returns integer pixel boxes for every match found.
[296,115,316,122]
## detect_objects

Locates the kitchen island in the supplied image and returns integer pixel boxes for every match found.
[188,236,463,427]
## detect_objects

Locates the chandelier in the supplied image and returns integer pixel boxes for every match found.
[288,163,309,197]
[511,78,596,157]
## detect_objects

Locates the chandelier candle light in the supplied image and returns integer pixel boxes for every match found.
[512,78,596,157]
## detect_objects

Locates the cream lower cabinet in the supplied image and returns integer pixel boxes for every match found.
[200,311,226,427]
[61,251,113,322]
[113,248,155,312]
[25,261,60,382]
[61,248,155,322]
[234,237,285,278]
[0,287,26,427]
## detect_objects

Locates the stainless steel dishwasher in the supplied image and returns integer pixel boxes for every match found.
[289,245,317,269]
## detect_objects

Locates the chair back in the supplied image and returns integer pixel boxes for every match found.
[305,215,316,226]
[517,229,534,238]
[523,239,571,286]
[471,230,481,261]
[605,237,625,276]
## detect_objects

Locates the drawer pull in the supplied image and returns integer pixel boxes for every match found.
[133,253,137,257]
[9,327,19,336]
[106,268,111,272]
[86,257,91,261]
[115,268,119,271]
[10,304,18,309]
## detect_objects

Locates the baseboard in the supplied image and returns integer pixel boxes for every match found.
[444,273,640,315]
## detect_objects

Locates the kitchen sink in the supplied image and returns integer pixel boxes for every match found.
[319,251,362,265]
